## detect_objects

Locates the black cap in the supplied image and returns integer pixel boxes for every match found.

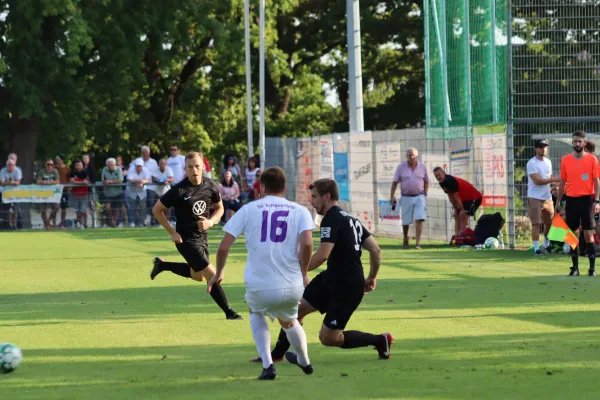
[534,139,549,148]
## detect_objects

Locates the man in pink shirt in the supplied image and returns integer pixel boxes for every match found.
[390,148,429,249]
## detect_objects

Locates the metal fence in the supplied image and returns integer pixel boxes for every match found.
[0,183,169,230]
[265,128,508,244]
[509,0,600,238]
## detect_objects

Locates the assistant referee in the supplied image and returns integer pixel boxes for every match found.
[556,130,600,277]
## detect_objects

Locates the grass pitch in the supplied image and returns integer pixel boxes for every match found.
[1,228,599,399]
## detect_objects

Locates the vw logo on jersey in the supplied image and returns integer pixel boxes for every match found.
[582,173,589,181]
[192,200,207,216]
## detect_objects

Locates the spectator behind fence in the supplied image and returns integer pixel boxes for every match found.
[221,154,242,186]
[203,155,212,179]
[434,167,483,235]
[55,155,71,229]
[130,145,159,226]
[115,156,131,227]
[36,158,60,229]
[253,169,263,200]
[219,170,242,222]
[127,159,152,227]
[153,159,174,195]
[0,159,22,229]
[243,156,260,201]
[390,148,429,249]
[70,160,90,229]
[82,153,96,182]
[7,153,23,175]
[102,157,124,228]
[153,158,175,222]
[167,144,186,184]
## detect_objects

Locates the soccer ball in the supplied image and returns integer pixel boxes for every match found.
[484,237,500,249]
[0,343,23,373]
[563,243,572,255]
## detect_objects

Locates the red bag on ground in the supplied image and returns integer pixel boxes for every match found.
[449,227,476,246]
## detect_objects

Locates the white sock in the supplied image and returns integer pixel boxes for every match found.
[250,313,272,369]
[543,237,550,248]
[283,322,310,367]
[533,240,540,251]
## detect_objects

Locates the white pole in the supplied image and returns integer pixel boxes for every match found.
[259,0,266,164]
[244,0,253,156]
[347,0,364,133]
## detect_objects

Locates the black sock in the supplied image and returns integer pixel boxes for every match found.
[208,283,232,314]
[340,331,382,349]
[161,262,191,278]
[272,327,292,359]
[587,242,596,270]
[571,247,579,269]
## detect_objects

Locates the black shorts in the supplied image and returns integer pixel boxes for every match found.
[175,240,210,272]
[60,193,69,209]
[223,200,242,213]
[303,271,364,331]
[458,197,482,216]
[565,195,595,231]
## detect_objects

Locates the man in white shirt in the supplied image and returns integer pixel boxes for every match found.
[130,145,159,225]
[527,140,560,255]
[126,159,152,227]
[208,167,314,380]
[167,144,186,184]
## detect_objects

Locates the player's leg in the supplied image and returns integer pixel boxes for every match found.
[277,286,312,374]
[414,194,426,249]
[200,264,241,319]
[244,290,277,379]
[541,200,554,252]
[581,196,596,276]
[400,196,412,248]
[565,197,582,276]
[40,206,49,229]
[529,199,542,254]
[319,288,394,360]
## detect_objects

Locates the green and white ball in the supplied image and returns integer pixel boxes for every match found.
[484,237,500,249]
[0,343,23,373]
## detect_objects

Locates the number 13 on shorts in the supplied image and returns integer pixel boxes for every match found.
[261,210,289,243]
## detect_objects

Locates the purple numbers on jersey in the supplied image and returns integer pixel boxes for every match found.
[260,210,289,243]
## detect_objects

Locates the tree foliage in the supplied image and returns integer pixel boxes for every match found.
[0,0,424,179]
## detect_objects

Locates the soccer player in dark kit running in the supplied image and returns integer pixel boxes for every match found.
[150,151,242,319]
[251,178,393,363]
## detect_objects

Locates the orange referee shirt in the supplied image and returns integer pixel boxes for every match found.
[560,153,599,197]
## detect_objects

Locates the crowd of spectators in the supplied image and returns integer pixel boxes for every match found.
[0,146,262,230]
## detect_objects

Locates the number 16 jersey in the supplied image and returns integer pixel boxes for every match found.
[223,195,316,292]
[319,205,372,285]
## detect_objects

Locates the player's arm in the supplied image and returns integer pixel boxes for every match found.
[210,200,225,225]
[209,233,237,292]
[307,242,334,271]
[556,179,566,211]
[594,177,600,213]
[529,172,554,185]
[298,230,313,283]
[362,236,382,293]
[449,192,464,212]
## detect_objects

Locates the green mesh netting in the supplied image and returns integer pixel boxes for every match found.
[425,0,507,139]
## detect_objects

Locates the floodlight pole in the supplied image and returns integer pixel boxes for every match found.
[347,0,364,133]
[259,0,266,162]
[244,0,253,157]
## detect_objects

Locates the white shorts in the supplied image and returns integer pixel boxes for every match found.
[400,194,427,225]
[245,286,304,322]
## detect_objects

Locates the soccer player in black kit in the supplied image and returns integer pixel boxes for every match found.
[252,178,393,364]
[150,151,242,320]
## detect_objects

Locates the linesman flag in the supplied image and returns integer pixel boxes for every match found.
[547,214,579,250]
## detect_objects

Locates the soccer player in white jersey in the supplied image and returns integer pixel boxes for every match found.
[208,167,315,380]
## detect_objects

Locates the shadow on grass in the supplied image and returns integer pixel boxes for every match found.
[4,330,600,399]
[3,272,599,324]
